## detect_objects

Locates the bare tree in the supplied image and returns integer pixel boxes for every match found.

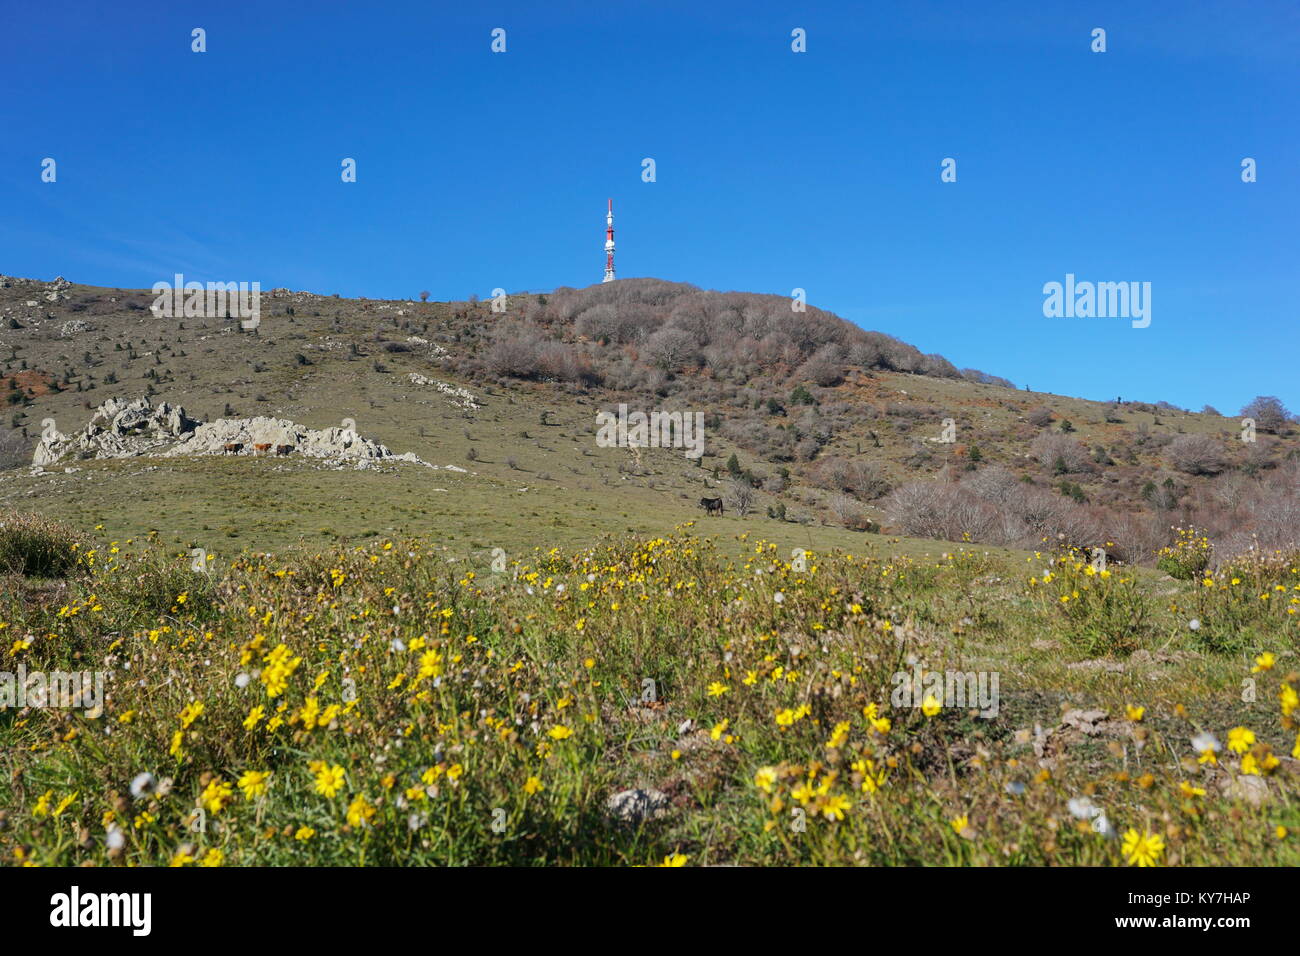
[642,327,698,371]
[1241,395,1291,434]
[726,477,756,516]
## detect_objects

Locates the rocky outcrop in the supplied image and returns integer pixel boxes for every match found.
[34,398,199,466]
[32,397,433,469]
[168,416,408,463]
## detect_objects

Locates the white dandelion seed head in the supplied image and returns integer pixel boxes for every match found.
[129,772,157,799]
[1067,796,1099,820]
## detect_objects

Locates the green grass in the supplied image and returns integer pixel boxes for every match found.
[2,519,1297,867]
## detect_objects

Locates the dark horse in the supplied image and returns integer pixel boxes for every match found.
[700,497,724,515]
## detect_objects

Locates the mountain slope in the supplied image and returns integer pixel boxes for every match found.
[1,274,1295,564]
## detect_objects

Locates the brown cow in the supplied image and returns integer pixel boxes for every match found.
[252,443,272,456]
[275,444,294,456]
[222,442,243,454]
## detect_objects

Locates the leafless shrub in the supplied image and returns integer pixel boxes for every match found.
[536,342,579,381]
[827,493,877,531]
[484,323,545,378]
[828,493,859,526]
[1030,433,1091,473]
[1244,437,1277,474]
[0,428,31,470]
[1026,407,1054,427]
[963,465,1023,504]
[795,344,845,387]
[726,477,756,516]
[1212,472,1253,510]
[807,457,892,500]
[887,474,1105,550]
[1199,461,1300,563]
[884,482,999,542]
[1168,434,1226,475]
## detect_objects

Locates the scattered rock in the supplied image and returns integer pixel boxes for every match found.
[407,374,480,409]
[1067,659,1124,673]
[1216,773,1269,807]
[1032,709,1137,770]
[1060,709,1112,735]
[605,788,670,824]
[1130,649,1201,667]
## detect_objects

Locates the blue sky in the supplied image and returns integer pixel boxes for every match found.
[2,0,1296,413]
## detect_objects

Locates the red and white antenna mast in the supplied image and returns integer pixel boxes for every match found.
[603,198,616,283]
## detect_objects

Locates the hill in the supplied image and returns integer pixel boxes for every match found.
[1,273,1296,567]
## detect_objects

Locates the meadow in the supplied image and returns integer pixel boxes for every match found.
[2,510,1297,866]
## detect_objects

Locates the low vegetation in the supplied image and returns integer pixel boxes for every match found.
[2,515,1297,866]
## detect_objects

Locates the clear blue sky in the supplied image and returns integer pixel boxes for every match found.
[2,1,1296,413]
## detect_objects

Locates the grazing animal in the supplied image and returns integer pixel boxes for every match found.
[700,496,724,515]
[275,444,294,456]
[252,443,273,456]
[222,442,243,454]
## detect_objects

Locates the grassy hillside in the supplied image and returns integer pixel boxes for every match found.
[2,274,1295,564]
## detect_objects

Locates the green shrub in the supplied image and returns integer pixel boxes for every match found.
[0,510,80,577]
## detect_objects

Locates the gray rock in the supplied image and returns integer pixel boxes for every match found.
[1217,773,1270,806]
[605,788,670,824]
[32,396,436,469]
[1061,709,1110,735]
